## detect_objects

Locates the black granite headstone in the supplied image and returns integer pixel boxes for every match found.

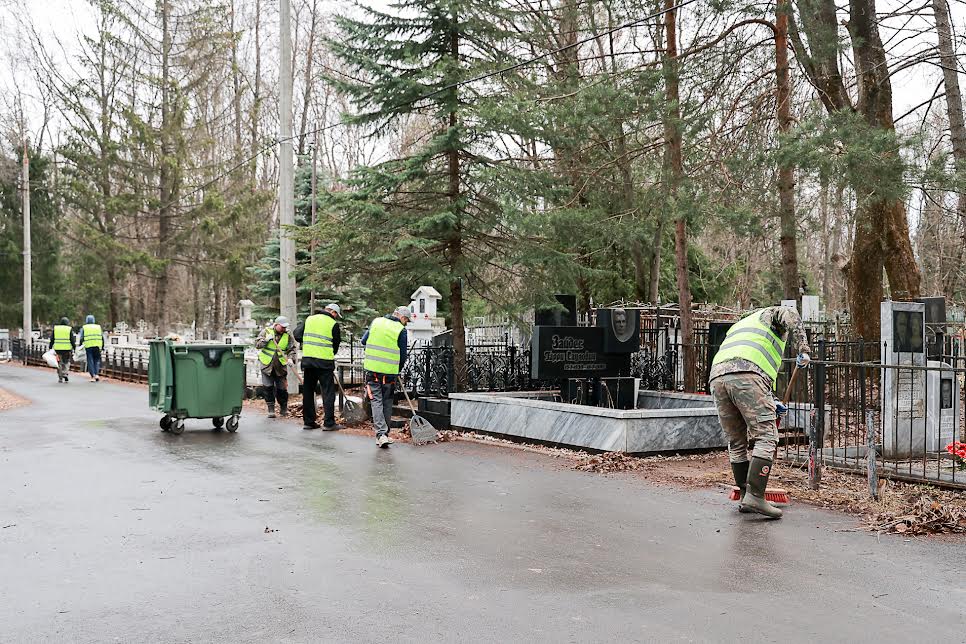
[596,308,640,354]
[530,326,630,380]
[705,321,733,387]
[916,296,946,358]
[535,294,578,327]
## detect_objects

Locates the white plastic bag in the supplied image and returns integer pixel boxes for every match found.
[42,349,58,368]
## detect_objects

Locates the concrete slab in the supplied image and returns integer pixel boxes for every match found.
[451,391,727,453]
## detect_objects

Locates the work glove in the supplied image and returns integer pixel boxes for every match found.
[775,400,788,418]
[796,352,810,368]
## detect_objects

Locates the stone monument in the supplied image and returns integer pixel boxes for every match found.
[408,286,446,346]
[881,300,928,458]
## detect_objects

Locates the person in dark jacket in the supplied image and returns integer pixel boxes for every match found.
[49,317,76,383]
[293,303,343,430]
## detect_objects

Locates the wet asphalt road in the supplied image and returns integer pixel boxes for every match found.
[1,363,965,643]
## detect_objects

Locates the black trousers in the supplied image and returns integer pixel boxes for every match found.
[303,366,336,426]
[261,373,289,409]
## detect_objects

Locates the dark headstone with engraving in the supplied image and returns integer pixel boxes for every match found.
[535,294,578,327]
[706,321,735,387]
[530,326,630,380]
[596,308,640,354]
[916,296,946,358]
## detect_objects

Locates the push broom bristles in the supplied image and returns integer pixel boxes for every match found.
[729,486,790,505]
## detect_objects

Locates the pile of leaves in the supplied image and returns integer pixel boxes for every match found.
[0,387,29,411]
[574,452,647,474]
[868,495,966,535]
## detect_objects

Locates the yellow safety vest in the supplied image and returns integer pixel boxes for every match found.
[363,317,403,375]
[711,310,786,388]
[302,314,336,360]
[53,325,72,351]
[82,324,103,349]
[259,331,290,366]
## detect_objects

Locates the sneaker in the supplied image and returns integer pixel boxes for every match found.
[95,376,100,382]
[64,375,69,383]
[267,408,276,419]
[376,434,391,448]
[322,423,345,431]
[279,407,289,418]
[303,422,321,430]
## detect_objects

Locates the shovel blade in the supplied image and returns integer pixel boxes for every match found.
[341,399,368,425]
[409,414,438,445]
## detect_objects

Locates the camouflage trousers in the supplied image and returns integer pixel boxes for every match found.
[711,372,778,463]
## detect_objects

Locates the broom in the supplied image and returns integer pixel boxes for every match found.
[728,364,797,505]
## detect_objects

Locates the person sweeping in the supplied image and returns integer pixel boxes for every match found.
[255,316,297,419]
[709,306,810,519]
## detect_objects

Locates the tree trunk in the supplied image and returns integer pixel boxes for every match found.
[297,0,319,159]
[846,0,920,330]
[230,0,243,160]
[250,0,262,184]
[157,0,173,333]
[775,2,799,302]
[648,8,666,305]
[663,0,696,391]
[820,178,831,302]
[448,20,467,392]
[933,0,966,296]
[845,203,884,339]
[792,0,922,337]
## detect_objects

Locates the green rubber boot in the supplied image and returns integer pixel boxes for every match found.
[731,461,751,513]
[740,457,782,519]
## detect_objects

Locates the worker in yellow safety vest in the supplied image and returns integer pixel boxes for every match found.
[361,306,411,448]
[255,316,297,418]
[709,306,811,518]
[78,315,106,382]
[48,317,76,383]
[293,303,342,431]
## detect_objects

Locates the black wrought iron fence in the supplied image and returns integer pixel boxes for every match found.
[400,344,541,396]
[775,341,966,490]
[12,339,150,383]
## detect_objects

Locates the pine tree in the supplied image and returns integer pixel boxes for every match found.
[0,149,65,328]
[321,0,554,389]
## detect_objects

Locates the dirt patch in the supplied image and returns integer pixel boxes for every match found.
[0,387,30,411]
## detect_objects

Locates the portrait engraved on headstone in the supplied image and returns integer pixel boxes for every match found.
[611,308,633,343]
[893,310,924,353]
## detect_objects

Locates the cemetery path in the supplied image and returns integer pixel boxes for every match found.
[1,363,964,643]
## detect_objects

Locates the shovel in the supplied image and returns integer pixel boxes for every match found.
[397,376,438,445]
[335,370,367,425]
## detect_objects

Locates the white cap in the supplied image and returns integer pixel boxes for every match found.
[325,303,342,318]
[393,306,413,320]
[273,316,290,329]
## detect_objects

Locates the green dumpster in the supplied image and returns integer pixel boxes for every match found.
[148,340,245,434]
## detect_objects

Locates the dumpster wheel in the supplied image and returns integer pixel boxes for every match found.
[212,417,225,430]
[171,419,185,435]
[160,415,172,432]
[226,416,239,433]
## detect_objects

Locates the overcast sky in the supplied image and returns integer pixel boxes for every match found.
[2,0,964,148]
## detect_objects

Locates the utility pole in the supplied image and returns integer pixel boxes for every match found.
[22,139,32,344]
[310,137,318,313]
[279,0,297,390]
[279,0,295,313]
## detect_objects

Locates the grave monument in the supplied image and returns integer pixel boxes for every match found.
[450,295,726,453]
[880,300,959,458]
